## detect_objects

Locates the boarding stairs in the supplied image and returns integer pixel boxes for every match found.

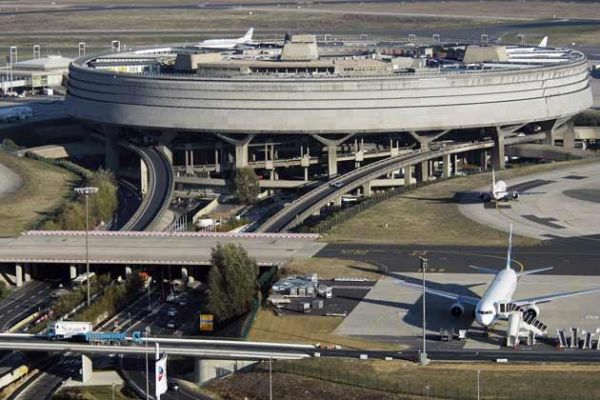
[497,302,548,346]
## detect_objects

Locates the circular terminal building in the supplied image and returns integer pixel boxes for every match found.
[66,34,592,186]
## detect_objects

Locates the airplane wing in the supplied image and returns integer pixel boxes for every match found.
[393,279,480,305]
[469,265,499,274]
[513,287,600,306]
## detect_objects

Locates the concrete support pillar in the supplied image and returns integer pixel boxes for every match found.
[214,147,221,173]
[80,354,93,383]
[125,266,132,276]
[140,157,149,196]
[216,134,255,169]
[312,133,355,178]
[181,267,189,283]
[415,161,429,183]
[23,264,31,282]
[69,265,78,280]
[363,182,372,197]
[15,264,23,287]
[404,165,412,186]
[562,120,576,149]
[333,197,342,207]
[104,127,120,174]
[442,154,451,178]
[480,150,488,171]
[327,145,338,177]
[304,167,308,181]
[492,127,506,170]
[185,149,194,175]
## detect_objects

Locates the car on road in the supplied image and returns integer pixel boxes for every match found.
[168,381,180,391]
[167,307,177,317]
[178,297,188,306]
[166,320,176,329]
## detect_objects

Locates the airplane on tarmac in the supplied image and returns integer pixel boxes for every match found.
[196,28,254,50]
[480,169,519,202]
[0,106,33,122]
[395,225,600,332]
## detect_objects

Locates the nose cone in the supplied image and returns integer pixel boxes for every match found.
[477,313,494,327]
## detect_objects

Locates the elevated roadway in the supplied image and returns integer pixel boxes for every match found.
[0,231,324,266]
[259,141,496,232]
[120,145,174,231]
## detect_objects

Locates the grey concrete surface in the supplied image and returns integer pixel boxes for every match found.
[0,162,21,199]
[459,161,600,240]
[591,77,600,108]
[66,48,591,134]
[336,274,600,341]
[0,233,325,265]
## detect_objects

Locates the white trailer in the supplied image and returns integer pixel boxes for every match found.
[47,321,93,340]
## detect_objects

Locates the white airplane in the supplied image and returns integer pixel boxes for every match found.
[395,226,600,333]
[196,28,254,50]
[480,169,519,202]
[0,106,33,123]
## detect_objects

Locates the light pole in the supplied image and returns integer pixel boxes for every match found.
[145,326,151,400]
[74,186,98,306]
[419,256,430,366]
[477,369,481,400]
[269,354,273,400]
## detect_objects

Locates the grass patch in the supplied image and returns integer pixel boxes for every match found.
[325,159,598,247]
[227,358,600,400]
[0,152,78,237]
[282,258,381,280]
[247,307,402,350]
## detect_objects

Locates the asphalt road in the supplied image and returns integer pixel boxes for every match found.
[317,236,600,276]
[0,280,54,332]
[128,146,173,231]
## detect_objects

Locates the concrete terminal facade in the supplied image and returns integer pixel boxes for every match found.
[65,36,593,189]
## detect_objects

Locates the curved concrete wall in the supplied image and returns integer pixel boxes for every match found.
[66,53,593,134]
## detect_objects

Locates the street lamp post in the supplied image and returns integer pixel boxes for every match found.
[477,369,481,400]
[145,326,151,400]
[419,256,430,366]
[74,186,98,306]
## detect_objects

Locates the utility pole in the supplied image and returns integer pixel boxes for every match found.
[74,186,98,306]
[269,354,273,400]
[477,369,481,400]
[419,256,430,366]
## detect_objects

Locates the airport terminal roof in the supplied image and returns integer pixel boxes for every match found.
[14,55,73,71]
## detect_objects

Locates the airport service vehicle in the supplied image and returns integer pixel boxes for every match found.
[0,106,33,122]
[72,272,96,286]
[196,27,254,50]
[395,225,600,335]
[481,169,519,202]
[46,321,93,340]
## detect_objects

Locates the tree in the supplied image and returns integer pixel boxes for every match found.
[233,167,260,204]
[88,169,118,224]
[206,243,258,321]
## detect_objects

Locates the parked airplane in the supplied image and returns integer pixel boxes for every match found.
[395,225,600,333]
[0,106,33,123]
[196,28,254,50]
[480,169,519,202]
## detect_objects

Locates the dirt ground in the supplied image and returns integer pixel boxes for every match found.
[325,159,598,247]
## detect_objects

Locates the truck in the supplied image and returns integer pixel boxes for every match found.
[46,321,93,340]
[74,331,127,344]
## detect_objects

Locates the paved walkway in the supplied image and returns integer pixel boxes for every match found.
[458,161,600,240]
[0,162,22,199]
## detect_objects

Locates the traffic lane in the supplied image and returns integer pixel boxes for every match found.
[317,240,600,275]
[0,280,54,331]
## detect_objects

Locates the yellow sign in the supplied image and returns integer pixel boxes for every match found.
[200,314,214,332]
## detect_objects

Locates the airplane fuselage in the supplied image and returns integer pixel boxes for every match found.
[475,268,518,326]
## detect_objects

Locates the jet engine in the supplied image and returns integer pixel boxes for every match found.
[511,191,520,200]
[523,305,540,319]
[449,302,464,317]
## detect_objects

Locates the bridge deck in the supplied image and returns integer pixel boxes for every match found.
[0,231,324,266]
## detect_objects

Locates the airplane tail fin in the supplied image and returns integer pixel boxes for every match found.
[242,27,254,42]
[506,224,513,270]
[538,36,548,48]
[518,266,553,277]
